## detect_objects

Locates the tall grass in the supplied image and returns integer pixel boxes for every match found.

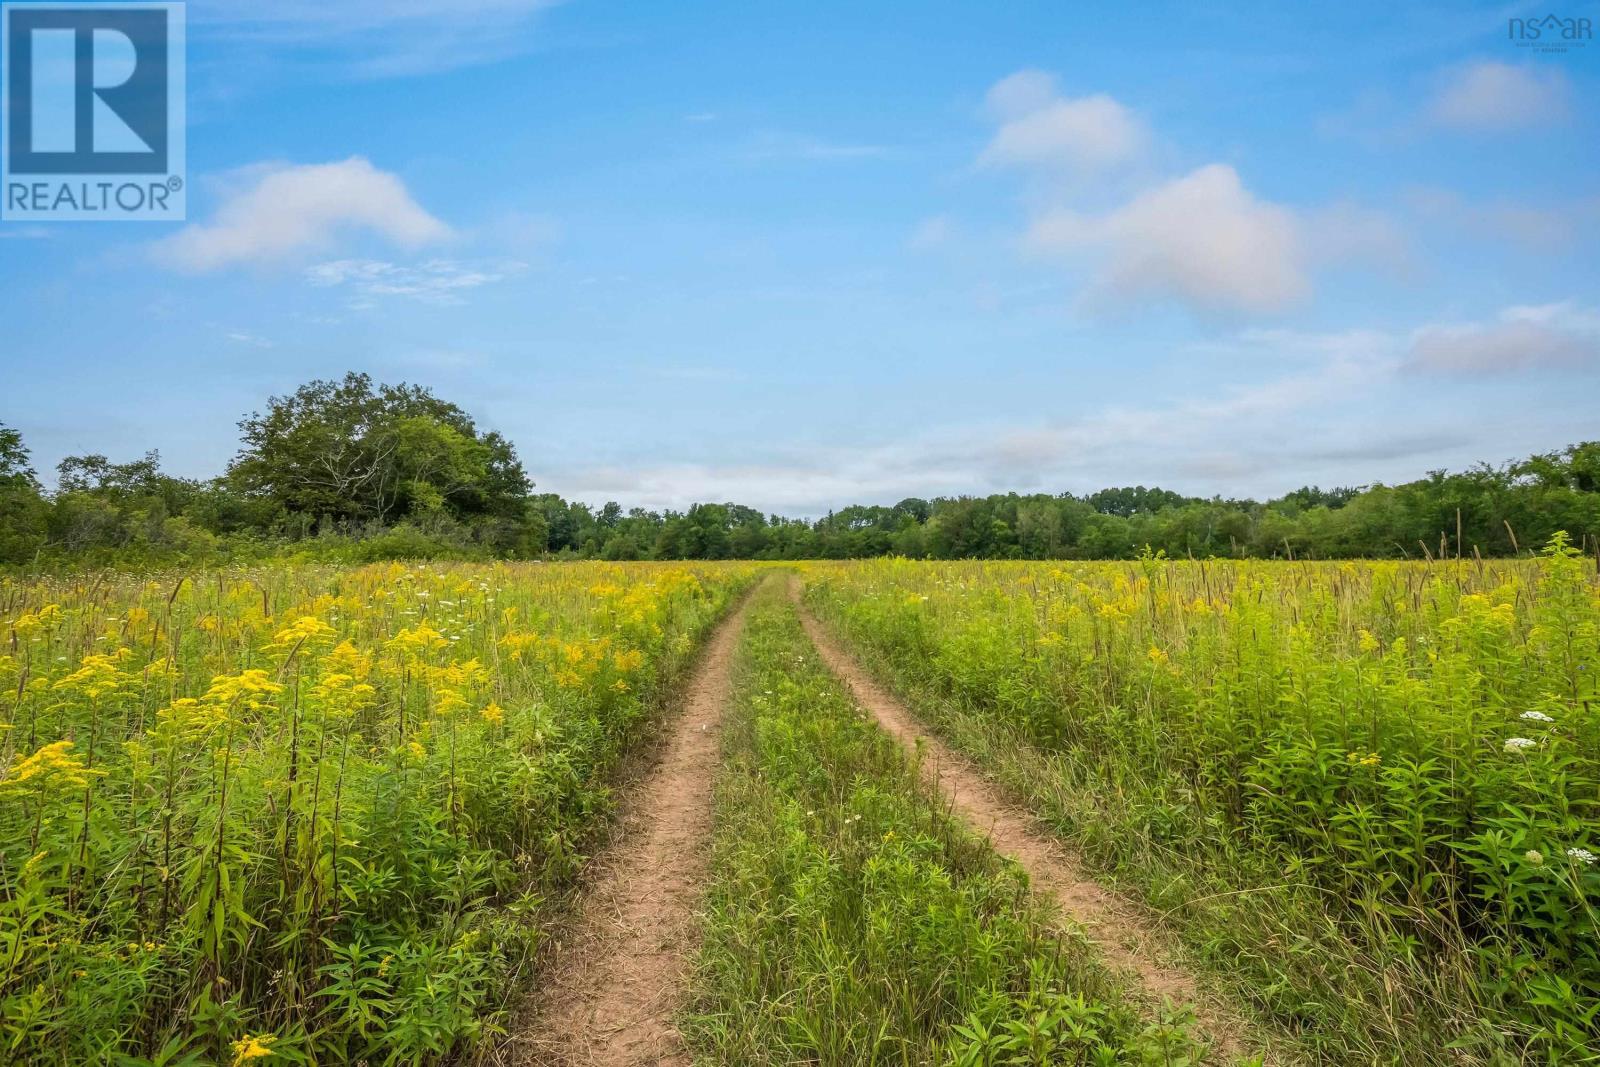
[0,560,756,1064]
[685,588,1208,1065]
[802,539,1600,1063]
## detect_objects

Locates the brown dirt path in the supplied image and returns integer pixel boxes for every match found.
[790,579,1268,1065]
[496,584,760,1067]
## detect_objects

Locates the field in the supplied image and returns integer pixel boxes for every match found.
[2,545,1597,1064]
[801,543,1600,1063]
[0,562,757,1063]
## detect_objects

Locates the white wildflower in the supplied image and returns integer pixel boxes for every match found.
[1503,737,1538,753]
[1519,710,1555,723]
[1567,848,1596,866]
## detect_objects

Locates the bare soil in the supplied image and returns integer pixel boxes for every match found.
[790,579,1265,1064]
[498,587,758,1067]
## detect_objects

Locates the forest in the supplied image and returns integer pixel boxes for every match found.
[2,373,1596,567]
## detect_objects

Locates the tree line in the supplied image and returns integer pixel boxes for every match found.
[2,372,1596,567]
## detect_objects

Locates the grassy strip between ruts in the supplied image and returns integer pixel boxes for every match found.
[682,586,1215,1066]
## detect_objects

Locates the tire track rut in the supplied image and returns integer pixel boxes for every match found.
[791,579,1266,1064]
[503,584,760,1066]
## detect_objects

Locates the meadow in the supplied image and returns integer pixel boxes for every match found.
[801,539,1600,1063]
[0,561,756,1064]
[3,544,1597,1065]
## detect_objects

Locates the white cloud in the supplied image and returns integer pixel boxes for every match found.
[545,330,1419,513]
[305,257,525,305]
[529,306,1586,513]
[1407,303,1600,374]
[740,131,891,162]
[1504,303,1600,331]
[224,330,273,348]
[979,70,1145,173]
[1427,61,1569,131]
[153,158,451,272]
[555,459,924,516]
[984,70,1061,121]
[975,71,1400,315]
[1025,164,1307,314]
[1322,62,1571,145]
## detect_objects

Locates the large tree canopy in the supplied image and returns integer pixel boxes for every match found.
[227,373,531,525]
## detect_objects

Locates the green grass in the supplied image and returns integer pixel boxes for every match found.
[683,586,1209,1066]
[800,546,1600,1065]
[0,561,758,1065]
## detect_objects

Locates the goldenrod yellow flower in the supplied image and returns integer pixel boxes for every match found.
[230,1034,276,1065]
[2,740,106,793]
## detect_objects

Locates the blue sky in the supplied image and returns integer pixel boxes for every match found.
[2,0,1597,514]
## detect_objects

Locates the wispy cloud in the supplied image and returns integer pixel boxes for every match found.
[193,0,560,78]
[153,158,450,272]
[304,257,526,305]
[548,359,1406,513]
[1405,186,1600,252]
[547,330,1393,511]
[224,330,274,348]
[1406,303,1600,374]
[739,131,891,162]
[1426,60,1570,131]
[1321,60,1572,146]
[547,305,1593,512]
